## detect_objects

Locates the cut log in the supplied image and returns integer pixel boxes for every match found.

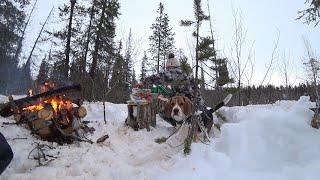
[125,102,156,131]
[38,109,53,120]
[31,118,53,138]
[74,106,87,118]
[0,84,81,117]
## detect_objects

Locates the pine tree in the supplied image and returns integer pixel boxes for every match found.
[47,0,120,101]
[161,12,175,69]
[180,0,210,155]
[181,0,209,90]
[82,0,96,74]
[109,41,129,103]
[48,0,87,80]
[215,58,234,86]
[0,0,30,94]
[177,49,192,75]
[149,2,175,73]
[197,37,215,89]
[131,70,137,87]
[124,28,134,88]
[89,0,120,78]
[140,51,148,82]
[64,0,77,78]
[298,0,320,26]
[37,56,50,85]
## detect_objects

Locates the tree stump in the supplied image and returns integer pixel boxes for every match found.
[157,99,167,113]
[126,102,156,131]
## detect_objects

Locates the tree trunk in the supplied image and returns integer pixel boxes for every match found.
[14,0,37,62]
[207,0,219,88]
[90,0,108,78]
[25,7,53,74]
[200,63,205,90]
[186,8,201,155]
[65,0,76,79]
[157,20,161,74]
[125,103,156,131]
[83,0,95,74]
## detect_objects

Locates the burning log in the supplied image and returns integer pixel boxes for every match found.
[0,84,81,117]
[38,109,54,120]
[0,82,92,144]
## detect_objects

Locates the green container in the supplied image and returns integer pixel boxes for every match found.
[151,85,172,97]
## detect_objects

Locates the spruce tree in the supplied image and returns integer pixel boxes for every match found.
[149,2,175,73]
[89,0,120,78]
[109,41,129,103]
[37,56,50,85]
[180,0,210,155]
[298,0,320,26]
[177,49,192,75]
[215,58,234,86]
[124,28,134,88]
[48,0,87,80]
[140,51,148,82]
[181,0,209,89]
[0,0,30,94]
[131,70,137,87]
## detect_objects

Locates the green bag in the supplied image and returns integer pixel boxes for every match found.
[151,85,172,97]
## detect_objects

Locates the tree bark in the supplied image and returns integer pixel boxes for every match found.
[83,0,95,74]
[25,7,53,73]
[14,0,37,62]
[90,0,108,78]
[126,103,156,131]
[65,0,77,79]
[206,0,219,88]
[157,7,162,74]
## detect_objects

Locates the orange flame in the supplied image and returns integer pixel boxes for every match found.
[23,97,73,112]
[28,89,33,97]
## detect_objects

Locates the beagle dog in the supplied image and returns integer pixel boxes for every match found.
[163,94,232,134]
[164,96,193,124]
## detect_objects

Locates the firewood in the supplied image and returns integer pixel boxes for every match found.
[0,84,82,117]
[38,109,53,121]
[14,114,22,122]
[75,106,87,118]
[32,118,53,138]
[96,134,109,143]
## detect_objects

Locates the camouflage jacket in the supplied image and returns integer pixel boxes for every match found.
[144,68,194,99]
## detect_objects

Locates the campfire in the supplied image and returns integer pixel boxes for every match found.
[0,82,90,143]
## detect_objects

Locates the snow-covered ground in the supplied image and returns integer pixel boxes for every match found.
[1,96,320,180]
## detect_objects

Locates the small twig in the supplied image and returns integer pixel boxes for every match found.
[28,143,57,166]
[10,137,28,140]
[2,122,17,125]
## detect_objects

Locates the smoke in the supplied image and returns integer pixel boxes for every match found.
[0,61,32,95]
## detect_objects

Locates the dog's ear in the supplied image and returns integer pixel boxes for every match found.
[183,96,194,115]
[164,98,173,117]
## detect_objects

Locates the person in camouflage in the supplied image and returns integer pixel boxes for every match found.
[144,53,194,98]
[144,53,205,126]
[0,132,13,175]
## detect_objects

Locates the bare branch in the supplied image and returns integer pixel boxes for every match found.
[260,31,280,86]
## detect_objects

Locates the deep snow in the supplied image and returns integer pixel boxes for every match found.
[1,96,320,180]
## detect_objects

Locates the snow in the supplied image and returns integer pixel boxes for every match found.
[1,96,320,180]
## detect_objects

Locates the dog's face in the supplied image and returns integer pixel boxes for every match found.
[164,96,193,122]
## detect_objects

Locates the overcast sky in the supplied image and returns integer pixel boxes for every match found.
[24,0,320,86]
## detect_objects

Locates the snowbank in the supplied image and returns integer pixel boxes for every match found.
[1,96,320,180]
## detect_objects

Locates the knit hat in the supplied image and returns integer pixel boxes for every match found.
[166,53,180,70]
